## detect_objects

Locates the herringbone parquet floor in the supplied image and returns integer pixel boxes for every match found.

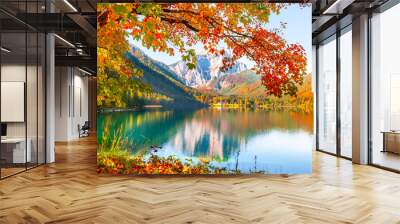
[1,136,400,224]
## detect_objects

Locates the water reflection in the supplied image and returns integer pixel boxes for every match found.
[98,109,314,174]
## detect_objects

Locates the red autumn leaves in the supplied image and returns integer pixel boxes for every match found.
[98,3,308,97]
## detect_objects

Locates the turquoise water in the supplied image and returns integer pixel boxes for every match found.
[97,109,314,174]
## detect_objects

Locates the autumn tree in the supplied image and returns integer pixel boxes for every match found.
[97,3,308,107]
[97,5,151,108]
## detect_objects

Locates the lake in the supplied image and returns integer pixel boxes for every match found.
[97,109,314,174]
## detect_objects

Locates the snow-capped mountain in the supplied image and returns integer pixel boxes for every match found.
[169,54,247,88]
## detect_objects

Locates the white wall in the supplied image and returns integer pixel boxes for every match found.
[54,67,89,141]
[1,82,25,122]
[1,63,46,164]
[55,66,69,141]
[1,65,26,138]
[71,72,89,138]
[1,65,41,138]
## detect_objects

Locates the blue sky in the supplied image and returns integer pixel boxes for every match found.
[127,4,312,72]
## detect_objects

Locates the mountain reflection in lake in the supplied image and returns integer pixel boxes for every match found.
[97,109,314,174]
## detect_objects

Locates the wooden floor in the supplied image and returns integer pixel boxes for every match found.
[0,167,26,178]
[1,136,400,224]
[373,151,400,171]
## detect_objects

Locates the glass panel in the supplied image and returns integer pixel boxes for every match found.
[38,32,45,165]
[317,37,337,154]
[0,0,46,178]
[371,4,400,171]
[1,30,27,177]
[27,31,38,169]
[340,29,352,158]
[26,0,40,169]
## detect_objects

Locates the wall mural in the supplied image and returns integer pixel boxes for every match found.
[97,3,313,175]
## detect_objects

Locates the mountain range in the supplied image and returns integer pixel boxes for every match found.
[169,54,248,88]
[126,46,265,107]
[126,47,203,108]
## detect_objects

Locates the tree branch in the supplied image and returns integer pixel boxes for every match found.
[159,16,200,32]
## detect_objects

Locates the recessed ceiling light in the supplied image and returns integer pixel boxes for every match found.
[54,34,75,48]
[78,67,93,76]
[63,0,78,12]
[1,47,11,53]
[322,0,355,15]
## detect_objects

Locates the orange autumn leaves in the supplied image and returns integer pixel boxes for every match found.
[97,154,229,175]
[97,3,308,107]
